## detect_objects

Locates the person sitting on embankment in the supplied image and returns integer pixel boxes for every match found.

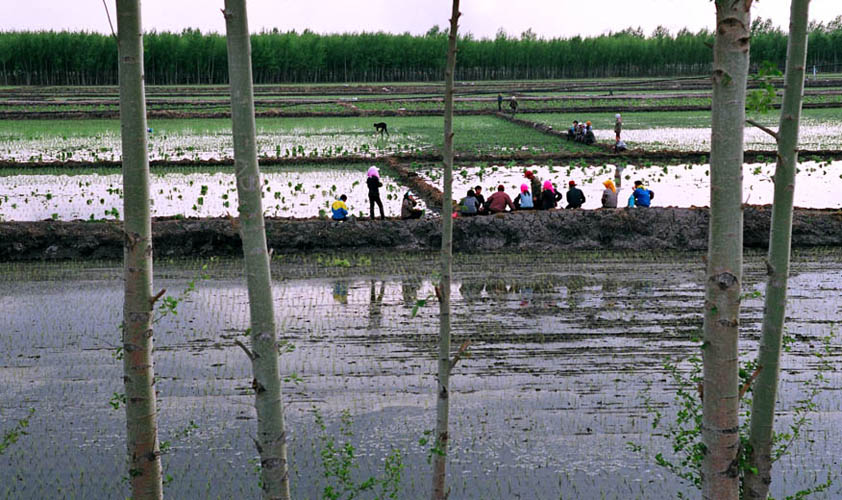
[601,180,618,208]
[565,180,586,209]
[539,180,562,210]
[524,170,543,200]
[514,184,534,210]
[459,189,481,216]
[630,180,654,208]
[331,195,349,221]
[401,192,423,220]
[486,184,516,214]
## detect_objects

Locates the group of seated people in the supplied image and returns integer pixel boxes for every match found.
[565,117,629,153]
[458,171,654,216]
[331,172,654,221]
[457,170,589,216]
[567,120,596,145]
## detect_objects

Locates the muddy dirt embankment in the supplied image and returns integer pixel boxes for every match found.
[1,207,841,261]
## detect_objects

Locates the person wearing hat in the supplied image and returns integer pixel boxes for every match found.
[584,121,595,145]
[601,179,618,208]
[524,170,543,202]
[486,184,516,214]
[514,183,534,210]
[401,191,424,219]
[566,180,586,209]
[539,180,562,210]
[614,113,623,141]
[366,166,385,220]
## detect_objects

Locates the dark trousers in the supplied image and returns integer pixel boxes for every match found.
[402,210,423,220]
[370,196,384,220]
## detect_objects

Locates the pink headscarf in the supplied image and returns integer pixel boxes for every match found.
[367,166,379,178]
[520,183,529,193]
[543,180,554,193]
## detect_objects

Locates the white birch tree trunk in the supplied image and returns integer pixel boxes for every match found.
[745,1,811,498]
[222,2,291,498]
[116,1,163,498]
[702,1,752,499]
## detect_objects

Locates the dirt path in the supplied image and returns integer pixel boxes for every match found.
[2,207,841,261]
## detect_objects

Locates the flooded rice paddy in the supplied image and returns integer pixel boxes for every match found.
[0,166,426,221]
[596,123,842,152]
[0,127,425,163]
[2,159,840,222]
[417,160,842,210]
[0,116,563,164]
[1,251,840,499]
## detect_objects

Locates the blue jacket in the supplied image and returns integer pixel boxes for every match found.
[633,187,652,207]
[331,199,349,220]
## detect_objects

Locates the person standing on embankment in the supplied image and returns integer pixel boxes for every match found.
[366,166,385,220]
[614,113,622,141]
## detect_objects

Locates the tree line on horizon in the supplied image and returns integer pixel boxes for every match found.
[0,17,840,86]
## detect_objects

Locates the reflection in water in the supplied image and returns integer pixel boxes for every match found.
[401,278,421,308]
[485,278,509,300]
[332,281,349,304]
[459,277,485,303]
[368,279,386,331]
[564,275,588,309]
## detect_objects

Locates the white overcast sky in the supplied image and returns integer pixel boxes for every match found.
[4,1,841,38]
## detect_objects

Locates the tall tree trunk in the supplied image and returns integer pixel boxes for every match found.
[431,2,460,499]
[745,1,811,498]
[702,2,751,499]
[222,2,291,499]
[116,1,163,498]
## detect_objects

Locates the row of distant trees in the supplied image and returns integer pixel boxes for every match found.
[1,17,841,85]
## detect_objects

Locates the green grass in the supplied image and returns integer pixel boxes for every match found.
[0,115,568,155]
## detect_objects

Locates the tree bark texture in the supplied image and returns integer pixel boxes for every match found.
[745,1,811,498]
[223,1,291,499]
[431,2,459,499]
[702,1,751,499]
[116,1,163,498]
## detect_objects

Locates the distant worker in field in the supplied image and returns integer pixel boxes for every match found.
[632,180,654,207]
[510,95,518,114]
[567,120,579,141]
[584,121,595,145]
[331,194,349,221]
[565,180,586,209]
[523,170,543,203]
[514,183,534,209]
[574,123,586,142]
[366,166,385,220]
[614,139,628,153]
[487,184,516,213]
[497,93,503,111]
[401,192,423,220]
[601,179,618,208]
[614,113,622,141]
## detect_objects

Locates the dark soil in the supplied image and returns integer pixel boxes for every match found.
[2,206,841,261]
